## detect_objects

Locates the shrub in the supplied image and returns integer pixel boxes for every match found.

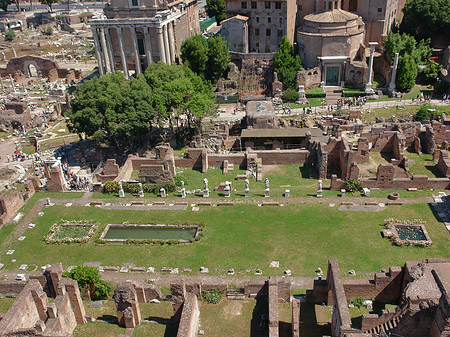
[415,104,432,121]
[282,88,298,102]
[350,296,365,308]
[202,289,222,304]
[5,30,15,41]
[103,181,176,194]
[174,175,188,186]
[42,26,53,36]
[62,265,112,300]
[93,279,112,299]
[344,180,364,193]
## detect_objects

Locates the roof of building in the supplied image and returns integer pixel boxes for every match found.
[221,15,249,23]
[246,100,275,115]
[241,128,323,138]
[304,9,359,23]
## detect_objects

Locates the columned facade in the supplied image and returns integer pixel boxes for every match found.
[89,0,200,78]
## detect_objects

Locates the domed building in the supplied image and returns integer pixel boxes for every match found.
[297,1,368,87]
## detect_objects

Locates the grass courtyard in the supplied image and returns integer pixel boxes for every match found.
[1,201,448,276]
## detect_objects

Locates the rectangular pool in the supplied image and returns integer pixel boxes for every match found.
[101,224,198,242]
[396,227,427,241]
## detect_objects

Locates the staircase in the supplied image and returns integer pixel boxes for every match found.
[324,86,343,104]
[363,302,409,336]
[226,287,245,300]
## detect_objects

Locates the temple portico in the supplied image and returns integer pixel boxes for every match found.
[89,0,200,78]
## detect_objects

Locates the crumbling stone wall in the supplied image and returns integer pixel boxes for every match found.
[0,101,32,129]
[437,150,450,177]
[297,67,321,89]
[0,182,35,225]
[268,277,279,337]
[113,281,141,328]
[176,292,199,337]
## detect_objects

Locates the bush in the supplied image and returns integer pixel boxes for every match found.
[202,289,222,304]
[93,279,112,299]
[62,265,112,300]
[305,92,326,98]
[350,296,365,308]
[103,181,176,194]
[5,30,15,41]
[174,175,188,186]
[415,104,432,121]
[42,26,53,36]
[282,88,299,102]
[344,180,364,193]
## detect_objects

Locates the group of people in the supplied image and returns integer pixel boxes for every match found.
[335,96,367,110]
[62,163,90,190]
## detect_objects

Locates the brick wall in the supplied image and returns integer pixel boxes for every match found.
[176,292,199,337]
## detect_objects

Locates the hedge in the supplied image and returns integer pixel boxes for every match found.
[103,181,176,194]
[305,92,326,98]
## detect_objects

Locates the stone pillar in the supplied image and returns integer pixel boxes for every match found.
[99,28,110,73]
[130,26,141,75]
[91,28,105,76]
[105,28,116,72]
[388,52,399,93]
[143,27,153,66]
[168,22,176,63]
[365,42,378,93]
[243,21,249,54]
[117,27,129,79]
[163,24,171,64]
[157,27,166,63]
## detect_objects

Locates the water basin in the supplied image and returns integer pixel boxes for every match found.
[396,227,427,241]
[101,224,198,241]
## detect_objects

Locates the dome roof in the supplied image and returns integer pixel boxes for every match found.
[304,9,359,24]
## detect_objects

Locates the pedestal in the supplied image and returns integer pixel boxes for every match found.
[203,189,209,198]
[181,188,186,198]
[245,188,249,197]
[316,189,323,198]
[119,190,124,198]
[284,189,290,197]
[265,188,270,198]
[224,187,230,198]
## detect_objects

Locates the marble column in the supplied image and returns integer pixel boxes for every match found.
[388,52,399,93]
[365,42,378,93]
[143,27,153,66]
[157,27,166,63]
[91,28,105,76]
[99,28,110,73]
[130,26,141,75]
[168,22,176,63]
[105,28,115,72]
[163,24,171,64]
[116,27,129,79]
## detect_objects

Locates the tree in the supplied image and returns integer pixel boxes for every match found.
[421,60,441,84]
[4,29,15,41]
[206,0,225,23]
[274,37,303,90]
[400,0,450,39]
[396,54,417,92]
[41,0,60,12]
[382,32,431,65]
[144,62,215,131]
[66,72,155,150]
[62,266,112,300]
[181,35,230,84]
[206,35,230,83]
[0,0,12,11]
[181,35,208,77]
[415,104,432,121]
[282,88,298,102]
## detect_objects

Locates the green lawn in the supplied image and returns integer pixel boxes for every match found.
[404,150,445,178]
[361,105,450,123]
[1,202,448,277]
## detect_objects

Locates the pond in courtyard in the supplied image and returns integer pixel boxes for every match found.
[103,225,197,241]
[396,227,427,241]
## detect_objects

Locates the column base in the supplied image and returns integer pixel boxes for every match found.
[365,83,374,94]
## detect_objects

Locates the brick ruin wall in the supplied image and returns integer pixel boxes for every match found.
[0,271,85,337]
[268,277,279,337]
[176,292,199,337]
[0,181,35,225]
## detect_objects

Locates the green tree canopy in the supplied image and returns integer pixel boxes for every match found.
[144,62,216,129]
[62,265,112,300]
[0,0,12,11]
[400,0,450,39]
[206,0,225,23]
[273,36,303,90]
[383,32,432,65]
[41,0,61,12]
[66,72,155,150]
[181,35,230,84]
[396,54,417,92]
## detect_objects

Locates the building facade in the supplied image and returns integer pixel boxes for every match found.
[89,0,200,79]
[296,0,399,44]
[225,0,297,53]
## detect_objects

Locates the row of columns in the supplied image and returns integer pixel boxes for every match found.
[91,21,176,79]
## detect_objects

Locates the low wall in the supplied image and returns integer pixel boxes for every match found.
[176,292,199,337]
[330,174,450,190]
[268,277,279,337]
[0,281,27,294]
[251,149,309,165]
[0,183,34,225]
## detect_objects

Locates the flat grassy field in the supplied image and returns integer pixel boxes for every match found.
[1,202,448,276]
